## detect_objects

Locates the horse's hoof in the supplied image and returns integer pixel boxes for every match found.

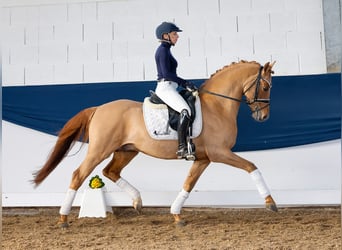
[266,203,278,212]
[174,219,186,227]
[58,222,69,229]
[133,197,143,213]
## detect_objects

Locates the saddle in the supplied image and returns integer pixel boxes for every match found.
[149,89,197,131]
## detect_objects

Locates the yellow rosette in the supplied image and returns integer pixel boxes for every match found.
[89,175,105,189]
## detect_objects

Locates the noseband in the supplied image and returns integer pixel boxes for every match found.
[200,66,272,112]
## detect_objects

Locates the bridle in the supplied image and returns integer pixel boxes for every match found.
[199,66,272,112]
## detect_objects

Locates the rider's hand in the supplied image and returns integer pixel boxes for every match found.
[186,82,198,92]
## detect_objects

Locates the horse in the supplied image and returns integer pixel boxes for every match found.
[33,60,277,227]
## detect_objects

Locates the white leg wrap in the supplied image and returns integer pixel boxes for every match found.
[59,188,76,215]
[170,189,189,215]
[116,177,141,201]
[250,169,271,199]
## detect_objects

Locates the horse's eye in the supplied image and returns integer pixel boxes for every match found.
[263,86,269,91]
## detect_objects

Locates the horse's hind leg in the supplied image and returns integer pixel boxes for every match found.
[58,152,108,228]
[102,151,142,212]
[171,159,210,225]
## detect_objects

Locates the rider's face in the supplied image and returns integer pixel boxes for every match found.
[164,31,179,45]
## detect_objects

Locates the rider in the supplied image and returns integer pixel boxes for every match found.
[154,21,197,160]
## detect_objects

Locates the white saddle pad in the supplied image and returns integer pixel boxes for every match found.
[143,97,202,140]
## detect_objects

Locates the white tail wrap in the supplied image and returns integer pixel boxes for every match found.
[250,169,271,199]
[170,189,189,214]
[59,188,76,215]
[116,177,141,200]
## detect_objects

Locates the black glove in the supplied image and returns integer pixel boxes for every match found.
[186,82,198,92]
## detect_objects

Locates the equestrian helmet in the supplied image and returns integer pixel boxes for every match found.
[155,22,182,40]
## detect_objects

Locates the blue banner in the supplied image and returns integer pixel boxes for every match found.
[3,73,341,151]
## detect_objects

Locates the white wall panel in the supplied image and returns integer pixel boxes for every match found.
[299,51,327,75]
[127,39,156,59]
[54,23,83,43]
[82,2,98,23]
[175,16,206,37]
[84,21,113,42]
[2,46,10,65]
[221,34,254,56]
[297,10,325,32]
[127,59,144,81]
[54,63,83,84]
[205,15,237,38]
[97,1,120,21]
[189,38,206,57]
[10,45,39,65]
[114,18,144,40]
[84,62,114,83]
[237,13,270,33]
[284,0,322,11]
[220,0,252,14]
[112,40,128,59]
[269,11,297,32]
[188,0,220,17]
[68,42,97,63]
[204,35,221,57]
[253,32,287,54]
[156,0,187,19]
[2,25,25,45]
[144,57,157,81]
[67,3,82,23]
[206,56,239,77]
[113,59,144,82]
[238,53,272,66]
[287,31,323,52]
[172,37,190,58]
[271,52,299,75]
[1,7,11,25]
[2,0,328,81]
[39,42,67,64]
[25,64,54,85]
[143,18,163,39]
[25,25,39,45]
[2,64,25,86]
[97,41,112,61]
[9,6,39,25]
[38,24,54,41]
[251,0,285,11]
[113,59,128,81]
[177,56,208,79]
[39,4,67,24]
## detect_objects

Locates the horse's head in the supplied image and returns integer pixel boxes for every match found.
[243,61,275,122]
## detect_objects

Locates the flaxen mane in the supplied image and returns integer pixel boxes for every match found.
[209,60,260,78]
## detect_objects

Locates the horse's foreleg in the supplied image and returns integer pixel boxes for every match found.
[219,151,278,212]
[171,160,210,225]
[250,169,278,212]
[102,151,142,212]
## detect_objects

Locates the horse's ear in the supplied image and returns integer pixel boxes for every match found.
[263,61,276,74]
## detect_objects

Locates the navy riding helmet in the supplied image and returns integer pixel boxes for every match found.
[155,22,182,40]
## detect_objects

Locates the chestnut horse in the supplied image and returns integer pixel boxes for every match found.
[33,60,277,227]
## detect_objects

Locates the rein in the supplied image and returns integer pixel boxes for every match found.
[199,66,271,106]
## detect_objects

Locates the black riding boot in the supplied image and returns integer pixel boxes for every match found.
[176,109,195,160]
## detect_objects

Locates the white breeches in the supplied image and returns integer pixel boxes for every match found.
[155,81,191,115]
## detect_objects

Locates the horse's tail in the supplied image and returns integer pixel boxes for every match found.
[33,107,97,186]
